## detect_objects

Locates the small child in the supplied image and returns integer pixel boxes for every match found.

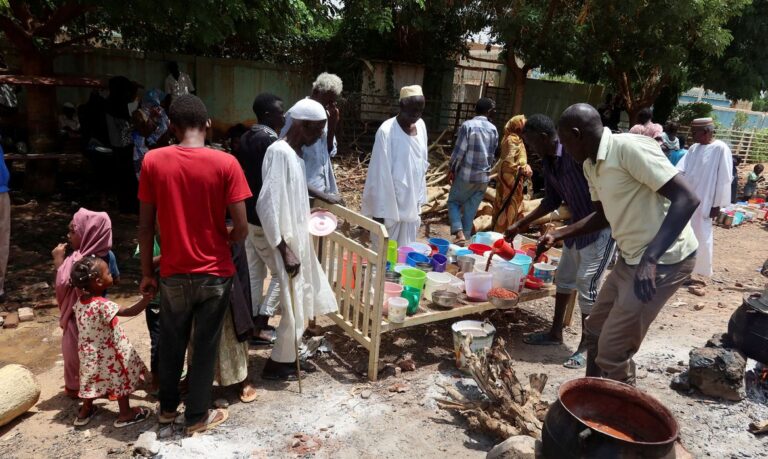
[70,256,152,427]
[742,164,765,200]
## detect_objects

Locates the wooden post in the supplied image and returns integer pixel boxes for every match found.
[563,292,578,327]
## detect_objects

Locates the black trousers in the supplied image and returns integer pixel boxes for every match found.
[159,274,232,426]
[145,304,161,374]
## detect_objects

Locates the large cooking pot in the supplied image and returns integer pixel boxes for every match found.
[727,293,768,364]
[542,378,679,458]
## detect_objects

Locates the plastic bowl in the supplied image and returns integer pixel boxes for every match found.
[468,243,492,256]
[406,251,431,267]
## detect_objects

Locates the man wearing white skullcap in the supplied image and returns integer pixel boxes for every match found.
[361,85,429,246]
[280,73,344,204]
[256,98,338,380]
[676,117,733,284]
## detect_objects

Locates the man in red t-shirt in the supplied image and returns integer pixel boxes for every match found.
[138,95,251,434]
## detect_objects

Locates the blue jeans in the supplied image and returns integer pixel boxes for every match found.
[448,177,488,236]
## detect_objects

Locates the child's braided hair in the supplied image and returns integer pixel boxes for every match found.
[70,256,101,291]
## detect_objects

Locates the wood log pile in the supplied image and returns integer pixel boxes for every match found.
[436,337,549,441]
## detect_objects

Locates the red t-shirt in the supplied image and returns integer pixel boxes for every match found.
[138,145,252,277]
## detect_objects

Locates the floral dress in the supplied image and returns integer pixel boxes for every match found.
[75,297,146,399]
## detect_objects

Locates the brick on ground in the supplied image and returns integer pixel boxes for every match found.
[3,312,19,328]
[18,307,34,322]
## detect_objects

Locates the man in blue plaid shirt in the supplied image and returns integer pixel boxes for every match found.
[448,98,499,243]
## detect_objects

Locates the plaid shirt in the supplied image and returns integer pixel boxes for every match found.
[450,116,499,183]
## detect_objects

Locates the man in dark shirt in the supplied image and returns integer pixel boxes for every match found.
[505,114,615,370]
[238,93,285,345]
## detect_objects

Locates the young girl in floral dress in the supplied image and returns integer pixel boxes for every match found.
[70,256,152,427]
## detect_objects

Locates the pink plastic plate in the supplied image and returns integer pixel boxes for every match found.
[308,210,338,237]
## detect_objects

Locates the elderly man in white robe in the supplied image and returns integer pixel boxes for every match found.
[361,85,429,246]
[257,98,338,380]
[676,117,733,285]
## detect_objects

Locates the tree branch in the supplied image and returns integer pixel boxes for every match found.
[33,2,93,38]
[52,28,100,52]
[0,14,35,53]
[8,0,34,31]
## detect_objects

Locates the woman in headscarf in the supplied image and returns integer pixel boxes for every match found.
[51,209,114,397]
[131,88,170,178]
[493,115,532,233]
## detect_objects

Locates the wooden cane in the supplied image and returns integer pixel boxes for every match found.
[287,276,302,394]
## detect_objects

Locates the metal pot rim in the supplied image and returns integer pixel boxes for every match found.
[557,377,680,445]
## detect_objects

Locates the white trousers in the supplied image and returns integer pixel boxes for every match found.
[245,224,281,317]
[690,212,713,277]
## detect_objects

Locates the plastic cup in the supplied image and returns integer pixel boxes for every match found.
[492,238,517,261]
[400,268,427,292]
[431,253,448,272]
[387,240,399,267]
[457,255,476,273]
[473,232,493,246]
[428,238,450,255]
[533,262,557,285]
[387,297,408,323]
[397,246,414,264]
[464,272,493,301]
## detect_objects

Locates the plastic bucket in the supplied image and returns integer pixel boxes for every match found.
[386,240,399,267]
[464,272,493,301]
[424,272,452,299]
[400,268,427,292]
[406,251,431,267]
[387,297,408,323]
[428,238,450,255]
[491,263,523,291]
[533,262,557,285]
[384,281,404,301]
[509,254,533,277]
[486,232,504,245]
[451,320,496,369]
[473,232,493,246]
[397,246,414,264]
[410,242,432,257]
[468,243,492,256]
[431,253,448,272]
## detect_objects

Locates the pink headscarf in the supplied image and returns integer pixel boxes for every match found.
[55,208,113,328]
[629,121,664,143]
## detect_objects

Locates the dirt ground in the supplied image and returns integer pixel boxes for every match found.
[0,187,767,458]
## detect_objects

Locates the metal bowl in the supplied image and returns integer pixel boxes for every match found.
[489,294,519,309]
[432,290,459,308]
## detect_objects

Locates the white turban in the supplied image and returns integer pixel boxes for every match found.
[289,98,327,121]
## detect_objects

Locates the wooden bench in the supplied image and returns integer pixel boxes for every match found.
[313,201,561,381]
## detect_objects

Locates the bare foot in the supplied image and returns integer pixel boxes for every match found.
[240,382,258,403]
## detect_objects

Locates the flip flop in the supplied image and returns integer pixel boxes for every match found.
[185,408,229,435]
[113,407,151,428]
[523,332,563,346]
[249,329,277,346]
[158,410,181,425]
[73,405,98,427]
[563,351,586,369]
[239,385,259,404]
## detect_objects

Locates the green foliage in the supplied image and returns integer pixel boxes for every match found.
[752,96,768,113]
[732,111,749,130]
[670,102,713,125]
[548,0,749,115]
[692,0,768,101]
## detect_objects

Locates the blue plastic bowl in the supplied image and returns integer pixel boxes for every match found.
[406,251,431,267]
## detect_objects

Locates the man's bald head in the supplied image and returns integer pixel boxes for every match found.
[557,103,606,164]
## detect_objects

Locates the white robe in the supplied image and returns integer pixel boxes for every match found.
[361,117,429,246]
[676,140,733,277]
[256,140,338,362]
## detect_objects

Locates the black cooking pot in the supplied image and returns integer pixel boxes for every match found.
[542,378,679,458]
[727,294,768,364]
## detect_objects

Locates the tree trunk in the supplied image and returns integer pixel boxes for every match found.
[20,49,57,154]
[512,67,526,115]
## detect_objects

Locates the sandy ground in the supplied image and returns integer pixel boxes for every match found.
[0,197,767,458]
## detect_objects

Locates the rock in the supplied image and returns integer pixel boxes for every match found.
[693,304,705,311]
[688,287,706,297]
[486,435,536,459]
[17,307,34,322]
[134,431,160,456]
[688,347,746,401]
[360,390,372,399]
[397,359,416,372]
[717,302,725,308]
[33,300,58,310]
[213,398,229,409]
[735,282,744,288]
[388,383,409,393]
[3,312,18,329]
[670,371,691,392]
[0,316,4,327]
[0,365,41,427]
[157,424,175,439]
[291,439,301,448]
[666,366,682,374]
[706,333,731,349]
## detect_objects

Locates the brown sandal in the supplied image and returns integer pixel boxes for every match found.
[185,408,229,435]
